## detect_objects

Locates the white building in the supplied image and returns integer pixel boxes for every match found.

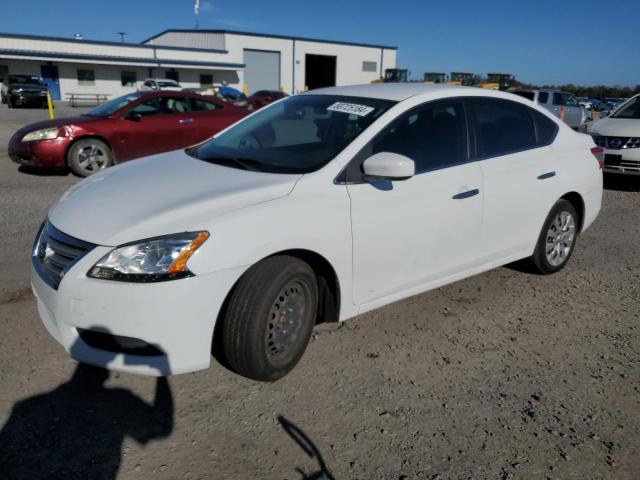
[0,30,397,101]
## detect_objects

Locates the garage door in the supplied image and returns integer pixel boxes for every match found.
[244,49,280,95]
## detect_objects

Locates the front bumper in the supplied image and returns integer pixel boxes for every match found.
[9,93,47,107]
[8,135,70,168]
[31,244,245,376]
[602,147,640,176]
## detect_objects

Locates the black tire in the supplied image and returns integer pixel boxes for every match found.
[7,97,13,108]
[528,199,579,275]
[67,138,113,177]
[222,255,318,382]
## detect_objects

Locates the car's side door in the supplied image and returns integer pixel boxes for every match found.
[188,96,242,143]
[112,96,196,161]
[469,97,560,262]
[346,98,484,307]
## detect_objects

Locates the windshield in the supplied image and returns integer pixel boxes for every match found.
[9,75,42,85]
[611,96,640,119]
[189,94,396,174]
[157,81,180,87]
[85,92,145,117]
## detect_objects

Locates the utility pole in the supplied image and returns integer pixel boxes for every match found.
[117,32,127,43]
[194,0,200,29]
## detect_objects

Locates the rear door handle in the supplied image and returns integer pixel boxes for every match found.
[452,188,480,200]
[537,171,556,180]
[179,118,194,124]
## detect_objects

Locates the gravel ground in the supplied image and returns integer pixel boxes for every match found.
[0,102,638,479]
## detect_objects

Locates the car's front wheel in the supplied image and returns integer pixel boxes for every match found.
[221,255,318,382]
[67,138,113,177]
[529,199,579,274]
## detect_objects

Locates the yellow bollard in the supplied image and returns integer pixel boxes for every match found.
[46,91,54,120]
[243,84,248,96]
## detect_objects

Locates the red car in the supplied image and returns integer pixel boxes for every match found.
[247,90,288,110]
[8,91,247,176]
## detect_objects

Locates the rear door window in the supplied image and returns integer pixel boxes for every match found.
[530,109,559,146]
[538,92,549,104]
[471,98,536,157]
[553,92,578,107]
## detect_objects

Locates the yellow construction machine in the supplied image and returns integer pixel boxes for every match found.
[481,73,515,90]
[424,72,447,84]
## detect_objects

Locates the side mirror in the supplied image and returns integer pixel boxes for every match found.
[125,111,142,122]
[362,152,415,181]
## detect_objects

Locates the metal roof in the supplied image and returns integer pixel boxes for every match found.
[0,32,228,54]
[142,29,398,50]
[0,49,245,70]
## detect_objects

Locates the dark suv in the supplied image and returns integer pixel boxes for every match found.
[1,74,49,108]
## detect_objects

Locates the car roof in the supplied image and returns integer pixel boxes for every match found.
[302,83,458,101]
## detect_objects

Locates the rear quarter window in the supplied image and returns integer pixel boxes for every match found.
[538,92,549,104]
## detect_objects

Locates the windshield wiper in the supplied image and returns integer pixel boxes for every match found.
[202,156,262,172]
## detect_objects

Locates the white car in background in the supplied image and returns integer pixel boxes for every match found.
[31,84,603,382]
[590,94,640,175]
[139,78,182,91]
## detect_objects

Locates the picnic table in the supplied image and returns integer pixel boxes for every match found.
[65,93,110,107]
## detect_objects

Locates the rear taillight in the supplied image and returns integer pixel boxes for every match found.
[591,146,604,169]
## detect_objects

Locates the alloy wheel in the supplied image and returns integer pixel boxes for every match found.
[545,211,576,267]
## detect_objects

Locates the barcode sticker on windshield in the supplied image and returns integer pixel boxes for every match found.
[327,102,374,117]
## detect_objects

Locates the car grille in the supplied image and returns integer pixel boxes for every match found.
[592,136,640,149]
[604,154,640,173]
[32,221,96,290]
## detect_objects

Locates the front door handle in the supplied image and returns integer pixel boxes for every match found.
[179,118,194,124]
[537,171,556,180]
[452,188,480,200]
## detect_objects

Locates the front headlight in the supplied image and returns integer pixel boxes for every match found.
[22,127,60,142]
[88,231,209,282]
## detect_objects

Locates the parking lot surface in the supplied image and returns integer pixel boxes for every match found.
[0,103,638,479]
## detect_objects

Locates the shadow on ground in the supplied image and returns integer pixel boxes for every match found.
[604,173,640,192]
[278,415,335,480]
[18,165,69,176]
[0,337,173,480]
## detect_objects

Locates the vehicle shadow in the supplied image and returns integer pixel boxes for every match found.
[278,415,336,480]
[0,336,174,479]
[17,165,69,176]
[603,173,640,192]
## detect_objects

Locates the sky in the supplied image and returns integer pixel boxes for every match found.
[2,0,638,87]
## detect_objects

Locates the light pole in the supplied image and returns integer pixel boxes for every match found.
[118,32,127,43]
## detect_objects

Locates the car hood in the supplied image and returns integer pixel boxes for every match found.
[48,150,301,246]
[15,116,97,136]
[590,117,640,137]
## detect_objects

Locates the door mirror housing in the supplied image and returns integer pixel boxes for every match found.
[125,111,142,122]
[362,152,415,181]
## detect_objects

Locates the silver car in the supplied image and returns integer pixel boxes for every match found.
[512,89,588,129]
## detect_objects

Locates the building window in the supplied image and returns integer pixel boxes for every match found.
[200,74,213,87]
[166,70,179,82]
[77,69,95,86]
[121,71,137,87]
[362,61,377,73]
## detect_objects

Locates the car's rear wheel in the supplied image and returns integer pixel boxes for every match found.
[529,199,578,274]
[221,255,318,382]
[67,138,113,177]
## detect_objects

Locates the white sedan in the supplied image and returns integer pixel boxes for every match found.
[590,94,640,175]
[31,84,603,381]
